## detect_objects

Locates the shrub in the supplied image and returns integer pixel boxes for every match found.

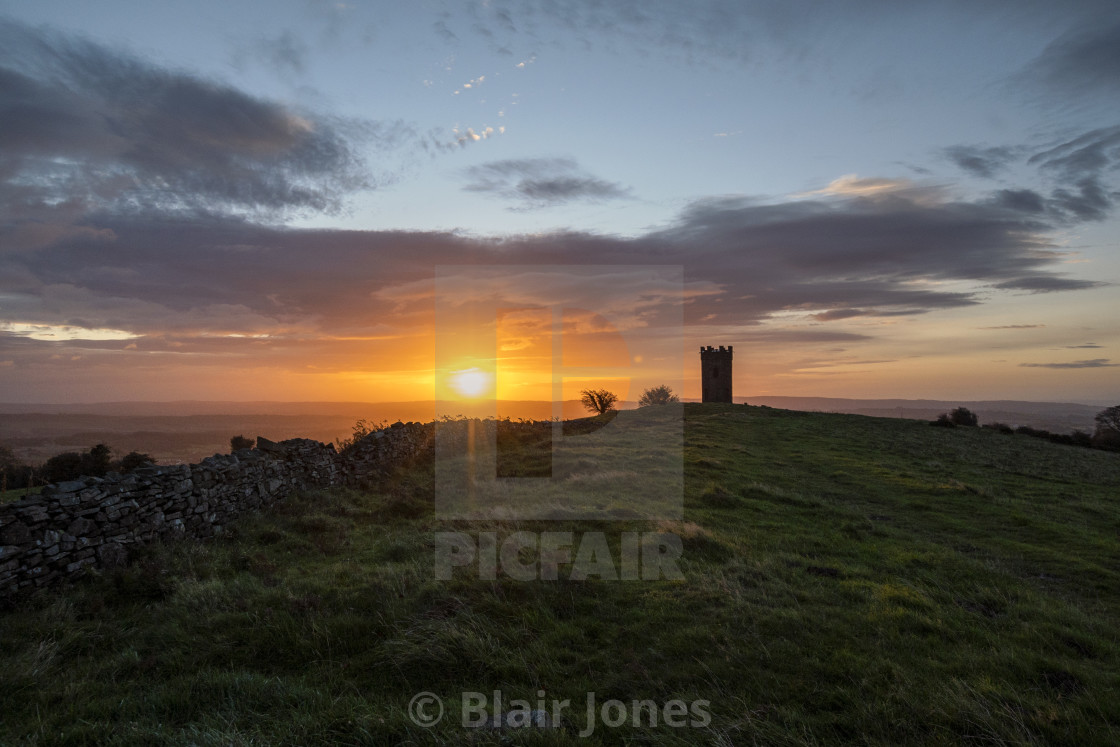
[230,435,255,452]
[638,385,680,407]
[41,451,84,482]
[1070,430,1093,448]
[982,422,1014,435]
[0,445,33,490]
[117,451,155,473]
[1093,428,1120,452]
[335,418,384,452]
[949,407,979,427]
[930,414,956,428]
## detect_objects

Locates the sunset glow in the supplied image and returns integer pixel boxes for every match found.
[448,368,493,399]
[0,3,1116,407]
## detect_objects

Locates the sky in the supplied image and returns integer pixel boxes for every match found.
[0,0,1118,406]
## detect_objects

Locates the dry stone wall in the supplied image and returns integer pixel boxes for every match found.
[0,421,433,601]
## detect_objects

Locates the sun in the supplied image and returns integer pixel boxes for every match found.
[448,368,492,398]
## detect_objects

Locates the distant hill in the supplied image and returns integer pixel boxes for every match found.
[0,396,1109,464]
[739,396,1106,434]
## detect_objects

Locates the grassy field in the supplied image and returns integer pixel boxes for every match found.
[2,403,1119,745]
[1,485,43,505]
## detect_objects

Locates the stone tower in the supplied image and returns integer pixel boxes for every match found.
[700,345,733,403]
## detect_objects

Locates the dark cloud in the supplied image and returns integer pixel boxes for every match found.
[1065,343,1102,348]
[0,176,1100,364]
[988,189,1048,215]
[944,145,1020,179]
[992,276,1105,293]
[1023,21,1120,98]
[812,309,871,322]
[811,308,928,322]
[1020,126,1120,222]
[463,158,631,208]
[1020,359,1118,369]
[0,19,396,247]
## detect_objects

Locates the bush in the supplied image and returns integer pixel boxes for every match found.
[41,451,84,483]
[40,444,113,483]
[638,385,680,407]
[230,435,255,452]
[930,414,956,428]
[949,407,979,427]
[982,422,1014,435]
[1092,428,1120,452]
[335,419,384,452]
[0,445,34,490]
[116,451,155,473]
[1070,430,1093,448]
[1016,425,1048,438]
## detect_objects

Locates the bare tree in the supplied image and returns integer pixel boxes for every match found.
[580,389,619,415]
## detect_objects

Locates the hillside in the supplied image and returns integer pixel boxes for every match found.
[2,404,1119,744]
[744,397,1107,434]
[1,397,1106,465]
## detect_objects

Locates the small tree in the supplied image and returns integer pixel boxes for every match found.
[1095,405,1120,436]
[118,451,155,473]
[230,435,255,452]
[580,389,619,415]
[41,451,84,483]
[638,385,679,407]
[82,443,112,476]
[949,407,978,427]
[1094,405,1120,451]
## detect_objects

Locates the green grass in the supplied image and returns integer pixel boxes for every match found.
[1,485,43,504]
[2,403,1120,745]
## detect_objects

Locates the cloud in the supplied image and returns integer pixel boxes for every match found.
[988,189,1048,215]
[941,126,1120,223]
[1065,343,1102,348]
[944,145,1021,179]
[978,324,1045,329]
[992,276,1105,293]
[0,173,1098,361]
[463,157,631,208]
[1022,20,1120,98]
[810,308,928,322]
[795,175,916,199]
[1024,126,1120,222]
[241,31,309,77]
[0,19,397,248]
[1020,359,1118,369]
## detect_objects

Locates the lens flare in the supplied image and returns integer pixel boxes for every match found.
[448,368,492,398]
